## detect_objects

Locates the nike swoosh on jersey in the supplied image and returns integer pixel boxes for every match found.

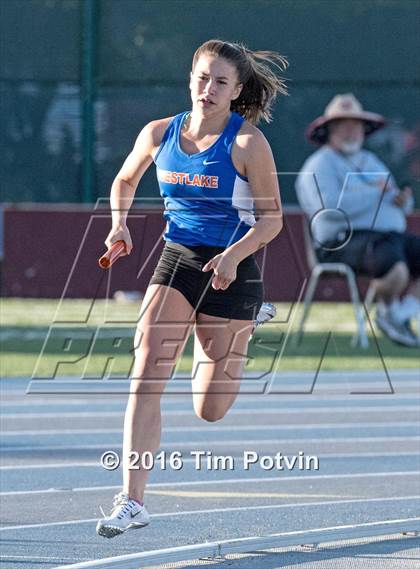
[203,160,220,165]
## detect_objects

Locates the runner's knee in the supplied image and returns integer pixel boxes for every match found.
[194,401,227,422]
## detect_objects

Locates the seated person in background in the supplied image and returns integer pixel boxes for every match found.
[295,93,419,348]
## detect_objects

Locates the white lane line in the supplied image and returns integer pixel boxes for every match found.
[53,517,420,569]
[22,370,420,382]
[0,393,417,406]
[1,450,419,470]
[1,471,419,497]
[1,411,125,419]
[2,390,418,404]
[2,421,418,437]
[1,436,419,452]
[2,556,82,562]
[2,405,419,419]
[11,385,405,395]
[7,369,420,377]
[1,495,418,532]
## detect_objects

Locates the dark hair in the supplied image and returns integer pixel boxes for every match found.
[192,39,289,125]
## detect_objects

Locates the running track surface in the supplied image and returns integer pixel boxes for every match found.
[1,370,419,568]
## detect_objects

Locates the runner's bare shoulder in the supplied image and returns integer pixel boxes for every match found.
[117,116,175,187]
[232,119,267,178]
[146,116,176,160]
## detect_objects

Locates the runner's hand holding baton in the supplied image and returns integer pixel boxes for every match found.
[98,240,128,269]
[100,222,133,269]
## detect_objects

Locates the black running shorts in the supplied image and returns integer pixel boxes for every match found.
[148,241,264,320]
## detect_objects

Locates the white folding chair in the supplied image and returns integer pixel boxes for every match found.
[294,220,377,349]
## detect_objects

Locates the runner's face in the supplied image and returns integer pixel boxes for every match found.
[189,54,243,114]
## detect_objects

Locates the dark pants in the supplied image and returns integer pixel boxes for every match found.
[316,230,420,279]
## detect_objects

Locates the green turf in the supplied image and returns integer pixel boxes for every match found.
[1,298,417,377]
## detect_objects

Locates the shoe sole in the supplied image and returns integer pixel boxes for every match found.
[248,304,277,341]
[96,521,149,538]
[375,317,417,348]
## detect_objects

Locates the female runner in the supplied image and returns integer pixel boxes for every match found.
[97,39,287,537]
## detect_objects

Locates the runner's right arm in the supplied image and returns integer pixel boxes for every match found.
[105,120,168,252]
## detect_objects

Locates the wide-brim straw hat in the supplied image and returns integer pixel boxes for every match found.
[306,93,386,145]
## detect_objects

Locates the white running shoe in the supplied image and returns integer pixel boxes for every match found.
[249,302,277,340]
[96,491,150,538]
[375,310,419,348]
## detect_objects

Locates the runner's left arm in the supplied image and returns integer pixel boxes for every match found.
[225,130,283,264]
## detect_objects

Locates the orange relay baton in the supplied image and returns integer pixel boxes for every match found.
[98,240,127,269]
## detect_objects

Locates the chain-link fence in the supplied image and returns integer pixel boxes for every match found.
[1,0,419,205]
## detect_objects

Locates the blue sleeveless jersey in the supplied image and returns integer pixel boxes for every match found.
[153,110,256,247]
